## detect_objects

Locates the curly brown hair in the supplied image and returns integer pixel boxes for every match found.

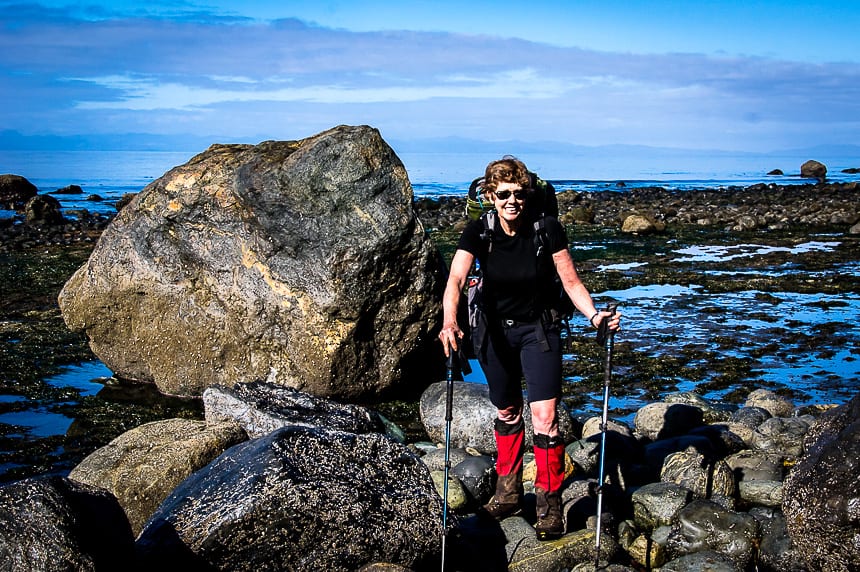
[482,156,531,194]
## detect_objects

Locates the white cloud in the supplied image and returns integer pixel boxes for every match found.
[2,6,858,151]
[71,68,573,110]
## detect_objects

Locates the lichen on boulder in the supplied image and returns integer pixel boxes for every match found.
[58,125,445,400]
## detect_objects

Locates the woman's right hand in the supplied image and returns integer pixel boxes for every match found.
[438,322,464,357]
[439,249,474,358]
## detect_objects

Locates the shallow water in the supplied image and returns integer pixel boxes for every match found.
[0,362,112,439]
[590,286,859,422]
[460,281,858,427]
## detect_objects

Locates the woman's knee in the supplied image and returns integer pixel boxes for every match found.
[529,400,558,434]
[497,405,523,424]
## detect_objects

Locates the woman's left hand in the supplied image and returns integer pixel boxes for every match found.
[593,310,622,332]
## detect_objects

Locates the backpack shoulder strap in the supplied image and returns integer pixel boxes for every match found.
[533,216,548,258]
[480,212,496,253]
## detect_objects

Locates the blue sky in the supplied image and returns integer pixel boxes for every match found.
[2,0,859,153]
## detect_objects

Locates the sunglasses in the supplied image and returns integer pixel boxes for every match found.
[493,189,528,201]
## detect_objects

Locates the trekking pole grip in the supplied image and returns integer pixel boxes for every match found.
[445,382,454,421]
[445,343,455,422]
[596,302,617,346]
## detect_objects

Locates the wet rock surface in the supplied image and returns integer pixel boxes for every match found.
[0,475,135,570]
[136,425,442,572]
[665,499,760,567]
[783,394,860,571]
[415,385,835,570]
[68,418,247,536]
[0,379,854,570]
[203,380,386,438]
[0,174,38,209]
[24,194,64,225]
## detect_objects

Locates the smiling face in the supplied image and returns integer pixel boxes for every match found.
[492,181,528,230]
[483,156,533,233]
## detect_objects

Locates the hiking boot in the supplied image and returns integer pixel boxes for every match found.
[534,488,564,540]
[480,470,523,520]
[533,431,566,539]
[480,417,525,520]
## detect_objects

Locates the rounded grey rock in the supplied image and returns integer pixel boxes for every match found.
[631,482,692,531]
[451,455,495,503]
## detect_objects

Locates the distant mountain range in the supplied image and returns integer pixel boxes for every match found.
[387,136,860,161]
[1,130,858,162]
[0,130,227,152]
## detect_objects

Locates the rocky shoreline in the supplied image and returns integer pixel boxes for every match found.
[2,178,858,253]
[0,211,111,252]
[1,147,859,572]
[414,180,860,234]
[3,378,858,571]
[2,178,859,254]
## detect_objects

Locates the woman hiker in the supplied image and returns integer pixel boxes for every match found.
[438,156,621,540]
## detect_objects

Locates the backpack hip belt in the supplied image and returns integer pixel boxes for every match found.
[497,316,553,353]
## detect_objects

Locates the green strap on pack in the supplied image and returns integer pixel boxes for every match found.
[466,177,494,221]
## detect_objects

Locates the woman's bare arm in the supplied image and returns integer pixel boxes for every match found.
[553,249,620,330]
[438,249,475,355]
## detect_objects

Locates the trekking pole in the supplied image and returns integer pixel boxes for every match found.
[595,303,618,570]
[441,342,456,572]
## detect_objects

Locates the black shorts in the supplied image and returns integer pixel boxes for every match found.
[478,320,562,410]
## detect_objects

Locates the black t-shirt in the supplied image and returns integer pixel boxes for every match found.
[457,215,568,321]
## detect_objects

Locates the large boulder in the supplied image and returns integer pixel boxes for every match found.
[0,174,38,210]
[58,125,445,399]
[136,425,442,571]
[68,418,247,536]
[783,395,860,571]
[0,476,135,570]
